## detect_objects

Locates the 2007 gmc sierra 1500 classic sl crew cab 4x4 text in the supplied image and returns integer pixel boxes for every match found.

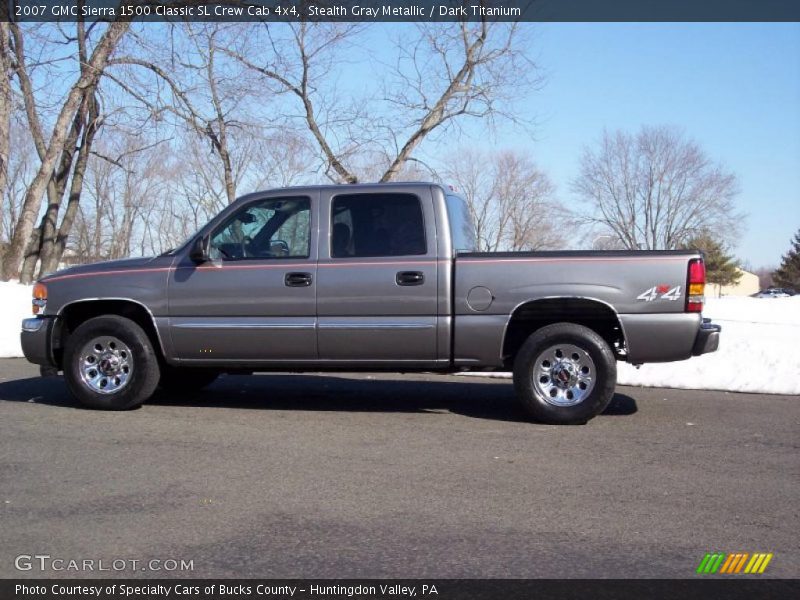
[20,183,720,424]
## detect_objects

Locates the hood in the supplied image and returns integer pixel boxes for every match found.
[40,256,164,282]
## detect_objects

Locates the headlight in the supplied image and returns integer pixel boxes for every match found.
[32,283,47,315]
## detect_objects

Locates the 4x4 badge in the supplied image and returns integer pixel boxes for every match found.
[637,285,682,302]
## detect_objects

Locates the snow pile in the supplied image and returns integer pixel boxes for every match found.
[0,281,797,394]
[0,282,33,358]
[616,296,800,395]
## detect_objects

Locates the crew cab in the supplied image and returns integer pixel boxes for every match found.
[20,183,720,424]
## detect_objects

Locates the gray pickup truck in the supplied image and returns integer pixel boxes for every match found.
[21,182,720,424]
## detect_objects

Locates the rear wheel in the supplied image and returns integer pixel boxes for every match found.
[513,323,616,424]
[158,366,219,393]
[63,315,160,410]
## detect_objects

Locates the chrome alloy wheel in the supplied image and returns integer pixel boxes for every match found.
[532,343,596,407]
[78,336,133,394]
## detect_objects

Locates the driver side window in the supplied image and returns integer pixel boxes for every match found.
[209,197,311,260]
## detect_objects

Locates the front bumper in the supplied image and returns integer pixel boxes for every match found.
[692,318,721,356]
[20,316,58,368]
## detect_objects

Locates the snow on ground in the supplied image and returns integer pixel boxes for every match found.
[0,282,33,358]
[0,282,798,394]
[616,297,800,395]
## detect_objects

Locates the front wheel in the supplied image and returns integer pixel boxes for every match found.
[63,316,161,410]
[513,323,616,425]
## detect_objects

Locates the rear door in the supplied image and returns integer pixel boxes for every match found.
[168,193,318,362]
[316,186,440,364]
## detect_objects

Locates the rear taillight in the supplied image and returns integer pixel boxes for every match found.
[686,259,705,313]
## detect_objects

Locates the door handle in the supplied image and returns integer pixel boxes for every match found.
[285,272,313,287]
[396,271,425,286]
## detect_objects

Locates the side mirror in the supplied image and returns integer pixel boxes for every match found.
[189,236,210,263]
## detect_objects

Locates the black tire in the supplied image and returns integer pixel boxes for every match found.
[63,315,160,410]
[158,366,219,393]
[513,322,616,425]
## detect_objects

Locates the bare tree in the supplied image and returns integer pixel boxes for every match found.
[589,235,627,250]
[107,22,256,206]
[2,18,539,275]
[32,94,102,279]
[249,129,319,189]
[4,21,101,280]
[222,22,366,183]
[1,20,130,282]
[443,148,557,252]
[573,125,742,250]
[78,133,169,261]
[380,21,536,183]
[0,21,12,263]
[443,147,506,251]
[495,151,558,251]
[4,18,266,279]
[226,20,537,183]
[2,115,44,252]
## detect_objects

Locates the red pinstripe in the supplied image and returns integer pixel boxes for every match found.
[42,255,686,283]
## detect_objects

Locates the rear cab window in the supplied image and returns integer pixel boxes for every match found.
[330,193,427,258]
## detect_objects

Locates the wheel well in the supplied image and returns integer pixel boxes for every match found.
[55,300,164,367]
[502,298,626,367]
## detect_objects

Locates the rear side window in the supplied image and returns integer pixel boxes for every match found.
[445,194,478,253]
[331,193,426,258]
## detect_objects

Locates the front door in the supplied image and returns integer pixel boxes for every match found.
[168,193,318,363]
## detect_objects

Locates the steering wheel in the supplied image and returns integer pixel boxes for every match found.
[242,237,275,259]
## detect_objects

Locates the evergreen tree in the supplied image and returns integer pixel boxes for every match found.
[773,229,800,290]
[682,233,742,290]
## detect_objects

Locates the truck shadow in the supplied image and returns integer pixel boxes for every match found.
[0,373,638,423]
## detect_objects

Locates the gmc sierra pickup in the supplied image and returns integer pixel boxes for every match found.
[21,183,720,424]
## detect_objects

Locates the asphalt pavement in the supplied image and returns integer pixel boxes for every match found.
[0,358,797,578]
